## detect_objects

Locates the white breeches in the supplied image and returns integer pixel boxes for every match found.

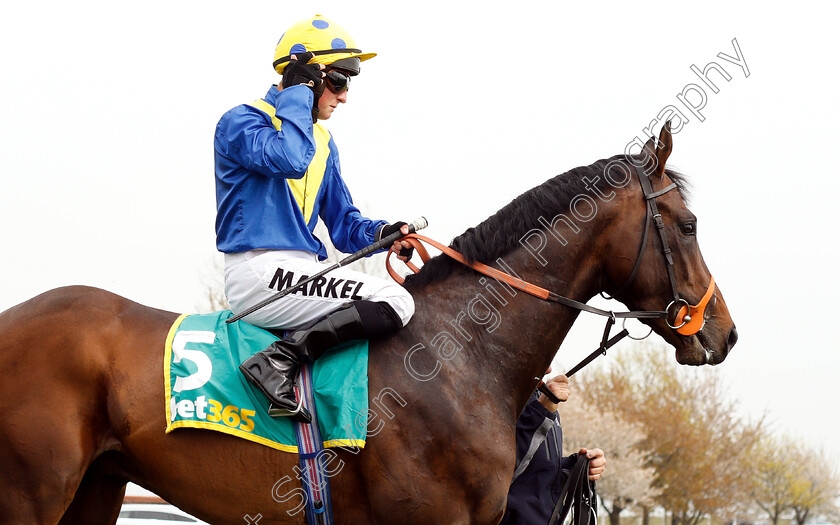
[224,250,415,330]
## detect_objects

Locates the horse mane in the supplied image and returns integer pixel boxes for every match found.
[404,154,690,289]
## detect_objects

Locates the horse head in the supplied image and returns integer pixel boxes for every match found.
[602,123,737,365]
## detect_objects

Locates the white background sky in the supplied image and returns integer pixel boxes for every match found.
[2,0,839,493]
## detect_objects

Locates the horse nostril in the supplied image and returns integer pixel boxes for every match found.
[726,326,738,351]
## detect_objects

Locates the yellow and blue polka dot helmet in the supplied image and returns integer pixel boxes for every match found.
[273,15,376,76]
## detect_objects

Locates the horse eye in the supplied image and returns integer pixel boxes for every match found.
[681,222,696,235]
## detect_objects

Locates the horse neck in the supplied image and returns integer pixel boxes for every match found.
[407,216,606,418]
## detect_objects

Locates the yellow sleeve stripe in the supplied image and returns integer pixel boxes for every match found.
[246,99,331,224]
[247,99,283,131]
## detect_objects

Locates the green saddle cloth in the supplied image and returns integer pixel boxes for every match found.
[164,310,368,452]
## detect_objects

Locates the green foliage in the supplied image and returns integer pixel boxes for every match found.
[751,436,840,525]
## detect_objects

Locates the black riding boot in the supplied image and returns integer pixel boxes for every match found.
[239,300,402,421]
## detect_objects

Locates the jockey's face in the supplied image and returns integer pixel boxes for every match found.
[316,69,350,121]
[317,84,347,121]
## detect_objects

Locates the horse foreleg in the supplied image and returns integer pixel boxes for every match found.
[0,410,97,525]
[58,454,127,525]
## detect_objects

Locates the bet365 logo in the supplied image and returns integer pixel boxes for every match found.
[169,330,256,432]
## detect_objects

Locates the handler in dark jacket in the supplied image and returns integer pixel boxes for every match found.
[501,370,606,524]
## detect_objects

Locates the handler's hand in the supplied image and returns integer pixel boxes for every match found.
[579,448,606,481]
[538,368,571,412]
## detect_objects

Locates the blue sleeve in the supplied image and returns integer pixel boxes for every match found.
[560,454,576,471]
[319,141,387,254]
[502,395,563,524]
[515,396,558,458]
[214,86,316,179]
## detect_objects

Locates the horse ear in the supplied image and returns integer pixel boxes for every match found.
[642,121,673,178]
[656,120,673,169]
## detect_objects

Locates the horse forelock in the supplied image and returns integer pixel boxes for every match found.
[663,166,691,204]
[404,155,691,289]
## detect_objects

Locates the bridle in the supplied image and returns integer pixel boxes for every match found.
[602,162,717,337]
[387,161,716,375]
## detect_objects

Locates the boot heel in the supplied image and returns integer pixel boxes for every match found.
[268,401,312,424]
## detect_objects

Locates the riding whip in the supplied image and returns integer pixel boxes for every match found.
[226,217,428,324]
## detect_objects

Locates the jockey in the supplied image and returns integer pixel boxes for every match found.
[214,14,415,420]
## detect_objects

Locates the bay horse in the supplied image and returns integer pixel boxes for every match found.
[0,124,737,524]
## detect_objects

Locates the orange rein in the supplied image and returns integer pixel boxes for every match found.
[386,233,715,337]
[385,233,553,300]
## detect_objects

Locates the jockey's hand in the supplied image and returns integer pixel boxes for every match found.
[578,448,606,481]
[282,53,326,122]
[282,52,326,91]
[380,222,414,262]
[538,367,571,412]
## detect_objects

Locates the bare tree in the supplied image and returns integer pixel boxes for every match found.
[196,253,228,313]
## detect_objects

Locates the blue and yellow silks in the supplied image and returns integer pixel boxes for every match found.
[214,85,386,258]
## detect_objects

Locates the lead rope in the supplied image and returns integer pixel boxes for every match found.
[549,453,597,525]
[535,313,630,404]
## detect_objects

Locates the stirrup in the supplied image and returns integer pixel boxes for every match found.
[268,396,312,424]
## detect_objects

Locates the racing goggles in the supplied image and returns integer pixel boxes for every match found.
[324,69,351,93]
